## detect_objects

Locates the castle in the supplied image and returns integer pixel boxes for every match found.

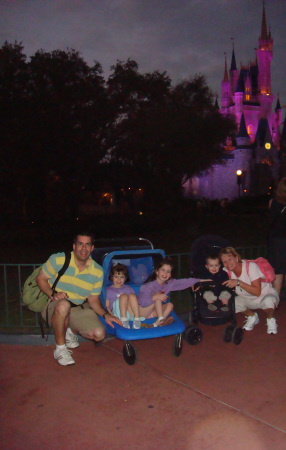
[184,2,285,201]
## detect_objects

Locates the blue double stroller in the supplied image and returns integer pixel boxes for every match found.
[185,235,244,346]
[92,238,186,365]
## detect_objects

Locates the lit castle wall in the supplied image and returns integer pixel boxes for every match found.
[184,2,283,201]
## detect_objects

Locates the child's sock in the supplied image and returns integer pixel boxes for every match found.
[56,344,66,351]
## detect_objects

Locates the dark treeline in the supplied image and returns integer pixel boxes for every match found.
[0,41,236,232]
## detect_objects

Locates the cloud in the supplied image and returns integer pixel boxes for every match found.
[1,0,285,109]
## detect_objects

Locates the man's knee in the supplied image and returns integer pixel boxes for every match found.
[53,300,71,317]
[86,327,106,341]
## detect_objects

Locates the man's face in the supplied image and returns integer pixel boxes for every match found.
[73,235,94,263]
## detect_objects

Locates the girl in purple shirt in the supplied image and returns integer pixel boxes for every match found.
[138,257,203,327]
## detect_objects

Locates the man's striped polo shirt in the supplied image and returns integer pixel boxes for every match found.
[42,252,103,305]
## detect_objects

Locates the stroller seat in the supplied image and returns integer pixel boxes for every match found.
[92,239,186,364]
[186,235,244,345]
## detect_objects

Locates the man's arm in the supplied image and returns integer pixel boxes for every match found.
[36,268,68,301]
[88,295,122,327]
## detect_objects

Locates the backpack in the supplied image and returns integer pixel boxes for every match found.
[22,252,71,312]
[228,257,275,283]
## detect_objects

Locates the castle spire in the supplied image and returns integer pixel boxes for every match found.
[230,39,237,71]
[260,1,267,40]
[224,53,229,82]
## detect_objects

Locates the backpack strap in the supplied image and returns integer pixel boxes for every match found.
[51,251,72,295]
[44,251,72,334]
[228,260,249,279]
[245,260,250,277]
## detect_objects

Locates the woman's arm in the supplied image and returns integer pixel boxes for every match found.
[222,277,262,297]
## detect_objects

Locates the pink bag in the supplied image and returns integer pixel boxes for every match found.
[228,257,275,283]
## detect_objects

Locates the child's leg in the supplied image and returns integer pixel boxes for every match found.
[162,302,174,319]
[139,303,155,319]
[219,290,231,305]
[127,293,140,319]
[119,294,128,319]
[127,294,141,329]
[203,291,217,303]
[153,299,165,325]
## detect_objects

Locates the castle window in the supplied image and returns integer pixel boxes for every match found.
[246,95,250,101]
[247,124,253,135]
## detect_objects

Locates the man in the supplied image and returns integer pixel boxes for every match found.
[37,232,122,366]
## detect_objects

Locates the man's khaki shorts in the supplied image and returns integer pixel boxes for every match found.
[41,300,105,335]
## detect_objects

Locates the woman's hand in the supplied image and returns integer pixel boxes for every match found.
[222,279,237,289]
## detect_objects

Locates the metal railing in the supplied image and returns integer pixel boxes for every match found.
[0,245,267,330]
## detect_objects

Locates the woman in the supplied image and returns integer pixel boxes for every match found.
[267,177,286,297]
[219,247,279,334]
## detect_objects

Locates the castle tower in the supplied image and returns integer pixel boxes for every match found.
[256,1,274,121]
[221,54,231,110]
[273,97,282,149]
[229,43,238,98]
[187,2,282,201]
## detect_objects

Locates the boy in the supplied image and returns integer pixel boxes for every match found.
[202,255,231,311]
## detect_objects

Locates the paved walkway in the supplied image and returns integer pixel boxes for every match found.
[1,303,286,449]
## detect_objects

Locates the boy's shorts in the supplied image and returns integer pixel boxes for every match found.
[41,300,105,335]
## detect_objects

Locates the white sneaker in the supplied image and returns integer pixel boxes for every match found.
[243,312,259,331]
[54,347,75,366]
[267,318,278,335]
[122,320,130,329]
[132,319,141,329]
[65,328,79,348]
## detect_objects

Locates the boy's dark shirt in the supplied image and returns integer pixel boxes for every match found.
[202,266,228,296]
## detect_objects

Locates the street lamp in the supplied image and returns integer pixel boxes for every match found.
[236,170,242,198]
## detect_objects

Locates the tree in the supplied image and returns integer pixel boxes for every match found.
[0,43,108,222]
[104,61,236,210]
[0,41,31,221]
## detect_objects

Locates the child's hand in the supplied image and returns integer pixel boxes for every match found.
[153,292,168,302]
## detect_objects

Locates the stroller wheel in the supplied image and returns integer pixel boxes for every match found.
[185,326,203,345]
[172,333,183,357]
[223,325,235,343]
[231,327,244,345]
[123,341,137,365]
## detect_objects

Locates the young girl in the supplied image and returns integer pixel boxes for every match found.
[106,263,141,329]
[138,257,207,327]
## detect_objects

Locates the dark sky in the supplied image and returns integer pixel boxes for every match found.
[1,0,286,118]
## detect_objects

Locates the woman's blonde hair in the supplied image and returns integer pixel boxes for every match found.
[219,247,242,263]
[275,177,286,204]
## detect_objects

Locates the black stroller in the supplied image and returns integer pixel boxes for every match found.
[185,235,244,346]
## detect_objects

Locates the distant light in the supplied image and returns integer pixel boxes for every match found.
[139,211,143,215]
[76,217,79,221]
[236,170,242,176]
[265,143,271,150]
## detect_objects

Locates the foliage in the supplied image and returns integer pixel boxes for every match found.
[104,60,236,207]
[0,44,236,223]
